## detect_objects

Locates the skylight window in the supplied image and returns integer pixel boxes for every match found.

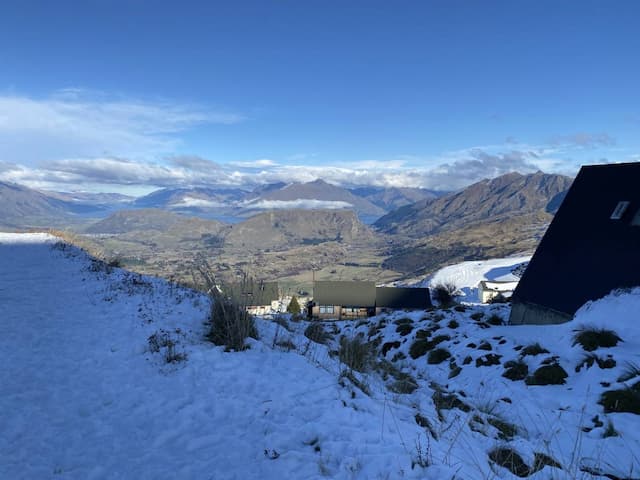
[610,201,630,220]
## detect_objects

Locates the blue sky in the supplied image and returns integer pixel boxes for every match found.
[0,0,638,194]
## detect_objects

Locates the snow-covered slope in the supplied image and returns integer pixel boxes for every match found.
[421,255,531,302]
[2,234,638,480]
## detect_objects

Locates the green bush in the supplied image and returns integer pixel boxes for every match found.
[572,327,622,352]
[287,295,301,314]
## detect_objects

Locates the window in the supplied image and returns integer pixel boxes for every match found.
[610,201,630,220]
[319,305,334,314]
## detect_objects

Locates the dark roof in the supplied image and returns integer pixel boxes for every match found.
[314,281,376,307]
[512,162,640,316]
[224,280,279,306]
[376,287,432,309]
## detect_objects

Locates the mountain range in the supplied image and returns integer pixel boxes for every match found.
[0,171,574,284]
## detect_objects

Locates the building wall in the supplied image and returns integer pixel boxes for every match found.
[509,301,572,325]
[311,305,371,320]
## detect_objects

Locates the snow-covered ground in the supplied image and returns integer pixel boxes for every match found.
[2,234,639,479]
[419,256,531,302]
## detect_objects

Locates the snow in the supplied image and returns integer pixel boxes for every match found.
[2,234,638,480]
[421,255,531,302]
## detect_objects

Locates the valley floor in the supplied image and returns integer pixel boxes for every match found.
[1,234,638,479]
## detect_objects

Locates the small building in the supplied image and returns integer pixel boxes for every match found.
[510,162,640,325]
[478,280,518,303]
[224,279,280,316]
[310,282,431,319]
[311,281,376,320]
[375,287,432,313]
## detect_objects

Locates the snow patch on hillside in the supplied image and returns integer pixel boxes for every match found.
[420,255,531,302]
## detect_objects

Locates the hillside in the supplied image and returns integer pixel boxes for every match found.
[84,208,227,235]
[0,181,72,228]
[224,208,378,250]
[2,234,638,480]
[377,172,573,275]
[375,172,573,237]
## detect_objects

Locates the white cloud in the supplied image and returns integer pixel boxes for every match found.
[228,159,279,168]
[171,197,227,208]
[245,199,353,210]
[0,90,243,165]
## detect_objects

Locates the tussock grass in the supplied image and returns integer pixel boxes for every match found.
[572,327,622,352]
[338,334,375,373]
[409,334,450,359]
[304,323,332,345]
[502,359,528,381]
[427,347,451,364]
[520,342,549,357]
[525,363,568,386]
[599,382,640,414]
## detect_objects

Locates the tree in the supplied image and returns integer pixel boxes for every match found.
[287,295,301,314]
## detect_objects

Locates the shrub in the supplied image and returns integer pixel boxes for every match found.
[476,354,502,367]
[409,335,450,359]
[381,340,401,356]
[575,353,616,372]
[448,361,462,379]
[470,312,484,321]
[431,282,457,307]
[488,448,529,477]
[432,388,471,420]
[447,319,459,329]
[617,362,640,382]
[304,322,331,344]
[488,293,510,304]
[477,341,492,351]
[572,327,622,352]
[387,374,419,394]
[520,342,549,357]
[525,363,568,385]
[502,359,528,381]
[487,416,518,440]
[427,347,451,364]
[396,323,413,336]
[287,295,301,314]
[148,330,187,364]
[487,314,503,326]
[208,292,258,351]
[339,335,374,373]
[599,382,640,414]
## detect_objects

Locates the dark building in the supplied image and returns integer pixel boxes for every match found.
[311,281,431,319]
[375,287,432,311]
[312,281,376,319]
[510,162,640,324]
[224,279,280,315]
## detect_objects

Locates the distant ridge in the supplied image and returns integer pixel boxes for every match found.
[375,171,573,237]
